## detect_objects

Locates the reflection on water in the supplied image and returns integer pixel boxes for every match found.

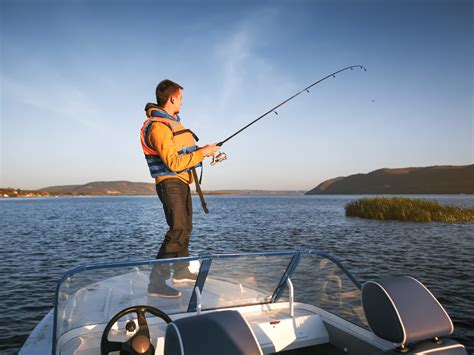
[0,195,473,353]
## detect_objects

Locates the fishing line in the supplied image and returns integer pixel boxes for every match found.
[211,65,367,165]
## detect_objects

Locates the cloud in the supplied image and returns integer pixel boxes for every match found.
[214,29,253,110]
[2,74,106,132]
[212,7,284,111]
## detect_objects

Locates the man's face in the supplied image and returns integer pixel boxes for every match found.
[171,89,183,115]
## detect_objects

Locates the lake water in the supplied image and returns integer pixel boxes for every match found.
[0,195,473,354]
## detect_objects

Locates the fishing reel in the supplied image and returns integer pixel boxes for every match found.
[211,151,227,166]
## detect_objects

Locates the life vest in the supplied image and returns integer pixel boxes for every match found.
[140,107,201,178]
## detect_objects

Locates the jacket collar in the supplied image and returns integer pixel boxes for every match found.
[144,103,181,122]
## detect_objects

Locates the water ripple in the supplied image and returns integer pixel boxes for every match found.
[0,195,473,353]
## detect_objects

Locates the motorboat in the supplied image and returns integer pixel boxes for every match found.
[20,249,467,354]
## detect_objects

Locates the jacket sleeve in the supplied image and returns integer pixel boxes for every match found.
[146,122,205,172]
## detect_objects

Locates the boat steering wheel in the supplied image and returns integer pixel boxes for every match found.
[101,305,172,355]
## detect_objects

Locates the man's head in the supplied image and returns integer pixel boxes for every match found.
[156,79,183,116]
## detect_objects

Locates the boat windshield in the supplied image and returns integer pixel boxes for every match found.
[53,250,367,354]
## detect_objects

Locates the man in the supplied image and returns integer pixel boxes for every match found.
[140,79,218,298]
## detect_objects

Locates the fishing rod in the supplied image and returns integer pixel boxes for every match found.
[211,65,367,165]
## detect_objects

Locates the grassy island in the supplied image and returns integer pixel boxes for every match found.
[345,197,474,222]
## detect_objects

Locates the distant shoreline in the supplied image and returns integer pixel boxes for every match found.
[2,165,472,198]
[1,192,473,199]
[0,189,307,198]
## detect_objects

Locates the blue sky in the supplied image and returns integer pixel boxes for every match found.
[1,0,472,190]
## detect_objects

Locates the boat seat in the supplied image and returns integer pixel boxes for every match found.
[361,276,467,354]
[164,310,263,355]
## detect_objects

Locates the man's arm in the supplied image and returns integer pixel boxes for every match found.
[147,123,205,172]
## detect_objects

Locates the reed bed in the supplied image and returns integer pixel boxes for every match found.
[345,197,474,222]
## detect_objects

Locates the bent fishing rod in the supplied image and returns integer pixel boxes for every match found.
[211,65,367,165]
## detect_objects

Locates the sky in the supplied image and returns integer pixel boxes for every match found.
[1,0,473,191]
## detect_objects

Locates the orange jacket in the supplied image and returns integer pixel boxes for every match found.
[140,106,204,185]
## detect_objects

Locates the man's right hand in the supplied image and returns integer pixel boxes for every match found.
[200,144,220,157]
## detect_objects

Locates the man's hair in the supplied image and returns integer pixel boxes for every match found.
[155,79,183,106]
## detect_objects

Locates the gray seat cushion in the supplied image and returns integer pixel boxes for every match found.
[164,310,262,355]
[362,276,454,345]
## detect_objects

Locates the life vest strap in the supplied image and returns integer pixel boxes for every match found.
[145,154,201,177]
[191,167,208,214]
[173,129,199,142]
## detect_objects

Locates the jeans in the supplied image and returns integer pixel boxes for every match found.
[150,179,193,284]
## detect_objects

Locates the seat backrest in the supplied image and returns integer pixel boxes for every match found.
[362,276,466,354]
[164,310,262,355]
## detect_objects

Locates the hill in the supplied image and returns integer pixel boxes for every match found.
[1,182,304,197]
[37,181,156,195]
[306,165,474,195]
